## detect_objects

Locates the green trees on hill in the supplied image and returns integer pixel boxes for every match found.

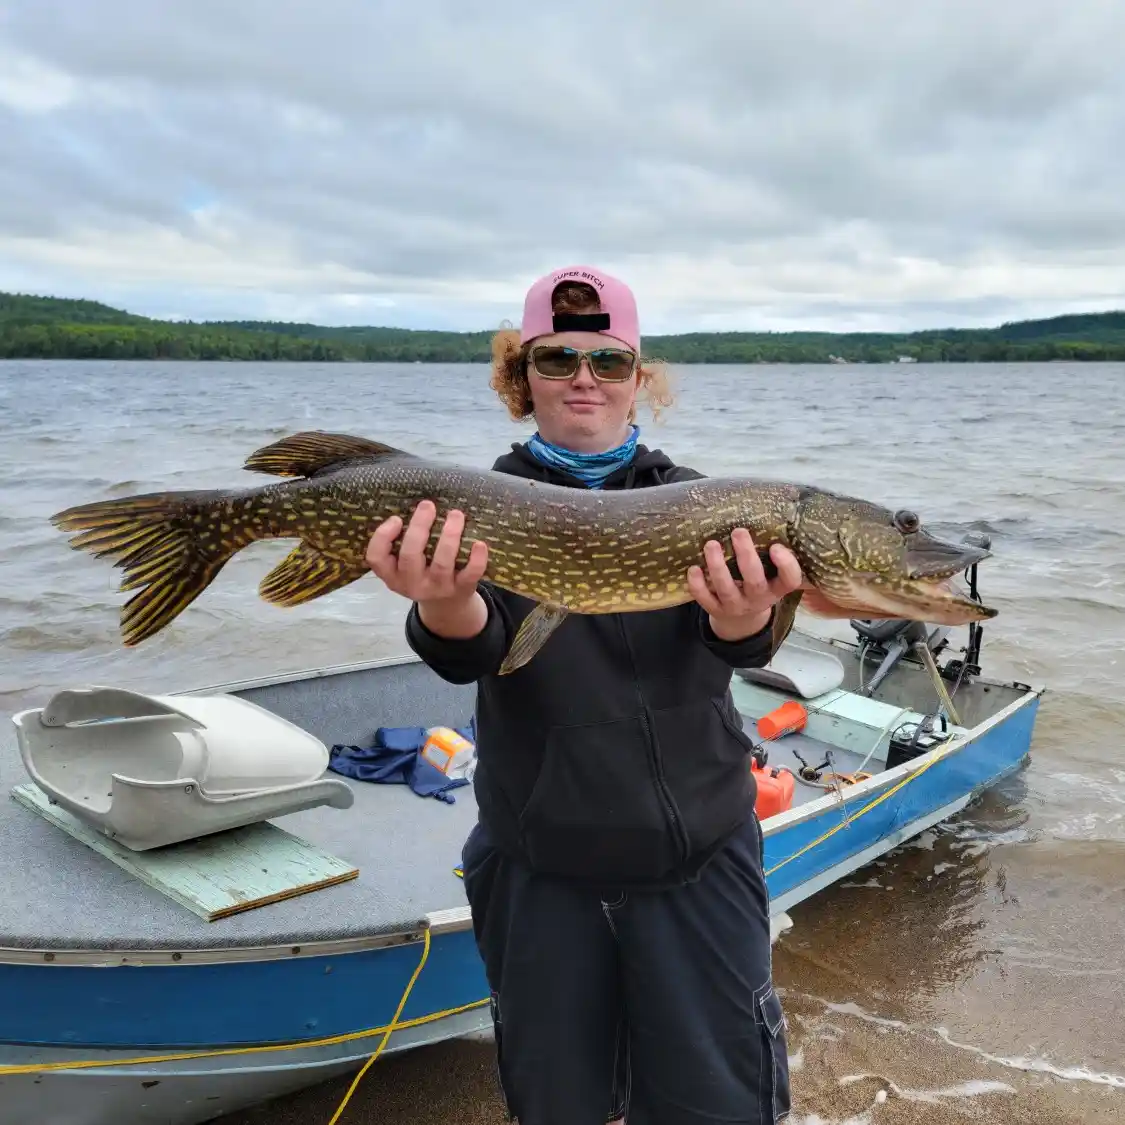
[2,291,1124,363]
[1,322,362,362]
[0,293,147,327]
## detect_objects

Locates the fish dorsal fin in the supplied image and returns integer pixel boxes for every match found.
[243,431,414,478]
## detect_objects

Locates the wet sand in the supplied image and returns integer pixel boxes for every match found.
[215,1034,1118,1125]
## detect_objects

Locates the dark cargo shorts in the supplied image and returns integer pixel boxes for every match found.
[460,814,791,1125]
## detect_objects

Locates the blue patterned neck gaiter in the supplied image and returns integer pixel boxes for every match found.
[526,426,639,488]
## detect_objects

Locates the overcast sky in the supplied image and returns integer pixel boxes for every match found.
[2,0,1124,334]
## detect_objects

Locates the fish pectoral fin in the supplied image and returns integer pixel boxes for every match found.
[770,589,804,656]
[498,601,570,676]
[243,431,416,478]
[259,543,368,607]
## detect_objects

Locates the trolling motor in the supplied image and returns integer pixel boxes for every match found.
[852,618,944,694]
[852,618,963,725]
[941,530,991,684]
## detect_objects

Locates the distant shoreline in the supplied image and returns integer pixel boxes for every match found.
[4,291,1125,364]
[0,355,1112,365]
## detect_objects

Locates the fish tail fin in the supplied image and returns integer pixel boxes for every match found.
[51,490,246,645]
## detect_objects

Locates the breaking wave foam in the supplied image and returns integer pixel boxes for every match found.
[804,996,1125,1092]
[789,1077,1016,1125]
[935,1028,1125,1089]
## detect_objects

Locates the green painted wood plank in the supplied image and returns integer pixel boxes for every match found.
[10,782,359,922]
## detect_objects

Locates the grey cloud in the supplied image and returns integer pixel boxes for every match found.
[2,0,1124,331]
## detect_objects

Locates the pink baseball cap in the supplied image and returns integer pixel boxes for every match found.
[519,265,640,353]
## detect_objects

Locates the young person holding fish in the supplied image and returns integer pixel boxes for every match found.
[365,266,800,1124]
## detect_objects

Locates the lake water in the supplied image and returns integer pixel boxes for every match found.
[1,358,1123,1124]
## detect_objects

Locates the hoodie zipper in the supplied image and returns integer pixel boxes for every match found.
[515,446,690,859]
[609,460,689,860]
[616,616,691,862]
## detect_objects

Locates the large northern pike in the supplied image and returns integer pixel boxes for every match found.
[50,431,997,674]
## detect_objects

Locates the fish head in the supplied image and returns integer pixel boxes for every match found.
[792,490,998,625]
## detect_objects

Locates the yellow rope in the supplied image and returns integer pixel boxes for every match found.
[0,929,486,1079]
[326,926,431,1125]
[765,752,942,877]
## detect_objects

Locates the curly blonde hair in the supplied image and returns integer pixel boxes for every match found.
[489,280,675,424]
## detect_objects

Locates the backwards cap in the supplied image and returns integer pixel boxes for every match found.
[519,265,640,353]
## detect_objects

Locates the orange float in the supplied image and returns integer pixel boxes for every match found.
[756,700,808,741]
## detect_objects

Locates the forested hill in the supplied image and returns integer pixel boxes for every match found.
[3,291,1125,363]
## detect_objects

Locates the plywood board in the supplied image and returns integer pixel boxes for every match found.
[11,782,359,921]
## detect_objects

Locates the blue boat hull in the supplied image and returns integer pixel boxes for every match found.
[0,928,489,1050]
[0,927,494,1125]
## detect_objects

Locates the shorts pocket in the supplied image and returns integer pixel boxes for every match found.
[756,984,792,1122]
[517,714,680,881]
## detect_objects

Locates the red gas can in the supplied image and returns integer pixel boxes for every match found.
[751,758,796,819]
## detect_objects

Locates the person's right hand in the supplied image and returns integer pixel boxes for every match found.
[366,500,489,607]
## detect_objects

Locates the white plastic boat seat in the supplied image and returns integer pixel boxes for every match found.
[12,686,354,852]
[737,641,846,700]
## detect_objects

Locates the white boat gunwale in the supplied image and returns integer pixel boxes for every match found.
[0,906,475,967]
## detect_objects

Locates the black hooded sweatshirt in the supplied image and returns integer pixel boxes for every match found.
[404,440,776,891]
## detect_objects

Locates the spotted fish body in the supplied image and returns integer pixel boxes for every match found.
[50,430,997,673]
[256,464,796,611]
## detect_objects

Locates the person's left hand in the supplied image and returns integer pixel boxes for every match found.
[687,528,803,641]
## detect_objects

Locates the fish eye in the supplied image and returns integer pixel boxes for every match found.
[893,509,920,534]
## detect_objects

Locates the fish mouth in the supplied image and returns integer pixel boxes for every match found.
[821,572,998,625]
[808,532,998,625]
[904,531,991,581]
[808,531,997,625]
[896,533,998,623]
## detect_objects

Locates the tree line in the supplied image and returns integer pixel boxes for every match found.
[3,292,1125,364]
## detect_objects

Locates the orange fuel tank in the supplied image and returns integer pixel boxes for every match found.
[751,758,796,819]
